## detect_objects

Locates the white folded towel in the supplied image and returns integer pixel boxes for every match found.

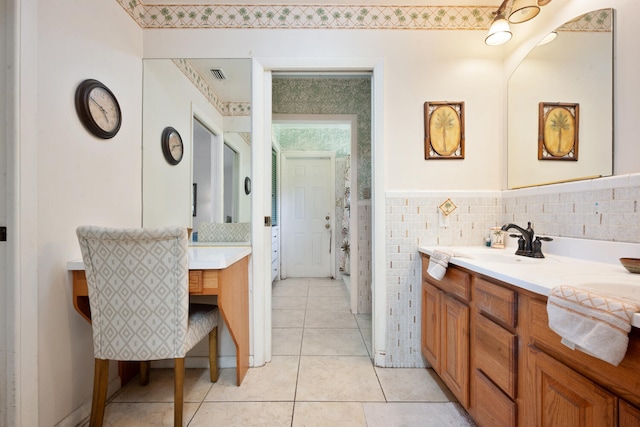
[547,285,640,366]
[427,250,454,281]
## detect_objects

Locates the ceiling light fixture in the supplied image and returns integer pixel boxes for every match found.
[486,0,551,46]
[485,0,512,46]
[509,0,540,24]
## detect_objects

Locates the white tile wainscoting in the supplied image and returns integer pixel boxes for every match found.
[383,173,640,368]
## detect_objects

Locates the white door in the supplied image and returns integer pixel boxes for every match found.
[282,154,334,278]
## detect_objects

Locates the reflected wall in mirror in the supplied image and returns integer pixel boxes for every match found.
[508,9,613,189]
[142,58,251,240]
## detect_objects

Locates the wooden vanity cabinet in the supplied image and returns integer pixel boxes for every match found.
[421,255,470,408]
[420,253,640,427]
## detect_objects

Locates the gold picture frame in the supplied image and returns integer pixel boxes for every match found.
[538,102,579,161]
[424,101,465,159]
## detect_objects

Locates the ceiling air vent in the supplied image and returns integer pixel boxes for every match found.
[210,69,227,80]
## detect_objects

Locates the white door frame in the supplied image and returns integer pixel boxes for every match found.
[252,57,386,367]
[6,0,40,424]
[280,151,336,279]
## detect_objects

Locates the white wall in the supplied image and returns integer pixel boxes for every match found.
[143,29,505,192]
[34,0,143,425]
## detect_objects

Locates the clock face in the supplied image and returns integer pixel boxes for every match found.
[161,127,184,165]
[87,86,120,133]
[75,79,122,139]
[168,132,183,161]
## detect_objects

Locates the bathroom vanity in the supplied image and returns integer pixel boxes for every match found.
[419,247,640,427]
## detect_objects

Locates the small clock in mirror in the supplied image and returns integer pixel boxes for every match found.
[75,79,122,139]
[161,126,184,165]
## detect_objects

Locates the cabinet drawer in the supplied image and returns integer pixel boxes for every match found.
[474,313,517,399]
[422,255,471,303]
[189,270,219,294]
[189,270,203,293]
[474,277,517,328]
[472,370,516,427]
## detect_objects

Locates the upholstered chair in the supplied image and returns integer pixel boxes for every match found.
[76,226,219,427]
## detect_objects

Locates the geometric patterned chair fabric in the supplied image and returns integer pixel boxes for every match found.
[76,225,219,427]
[197,222,251,243]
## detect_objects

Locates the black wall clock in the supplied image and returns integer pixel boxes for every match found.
[75,79,122,139]
[161,126,184,165]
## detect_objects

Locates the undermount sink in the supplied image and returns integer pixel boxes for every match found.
[579,282,640,301]
[560,274,640,302]
[457,252,559,265]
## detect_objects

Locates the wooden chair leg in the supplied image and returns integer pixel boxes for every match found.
[209,326,219,382]
[139,361,151,386]
[174,358,185,427]
[90,358,109,427]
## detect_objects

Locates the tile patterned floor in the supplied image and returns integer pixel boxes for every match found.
[88,277,476,426]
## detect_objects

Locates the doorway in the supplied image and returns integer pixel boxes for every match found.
[251,60,384,368]
[270,74,372,351]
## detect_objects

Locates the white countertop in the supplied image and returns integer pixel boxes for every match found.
[418,245,640,328]
[67,245,252,271]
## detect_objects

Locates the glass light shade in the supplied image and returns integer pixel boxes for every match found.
[485,16,512,46]
[509,0,540,23]
[537,31,557,46]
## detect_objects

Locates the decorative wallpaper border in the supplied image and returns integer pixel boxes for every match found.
[118,1,611,31]
[121,2,491,30]
[173,59,251,116]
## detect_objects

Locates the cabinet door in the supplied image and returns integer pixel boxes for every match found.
[422,282,441,371]
[530,347,615,427]
[620,400,640,427]
[441,294,470,408]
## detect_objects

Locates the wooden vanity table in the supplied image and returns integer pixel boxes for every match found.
[68,246,251,386]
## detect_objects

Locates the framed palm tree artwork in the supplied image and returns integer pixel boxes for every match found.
[538,102,579,161]
[424,101,465,159]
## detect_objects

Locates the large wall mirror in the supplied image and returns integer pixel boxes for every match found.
[142,58,251,241]
[507,9,613,189]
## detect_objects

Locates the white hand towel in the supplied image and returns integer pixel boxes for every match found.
[427,250,453,281]
[547,285,640,366]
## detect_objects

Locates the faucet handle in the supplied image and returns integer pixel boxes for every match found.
[532,236,553,258]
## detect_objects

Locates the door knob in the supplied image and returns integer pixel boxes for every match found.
[325,215,330,220]
[325,224,330,229]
